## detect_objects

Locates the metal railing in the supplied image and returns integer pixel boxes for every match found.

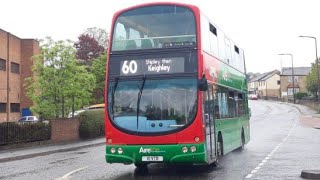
[0,122,51,145]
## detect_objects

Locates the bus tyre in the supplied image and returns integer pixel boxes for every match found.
[135,163,148,169]
[237,130,245,151]
[217,133,223,157]
[134,163,148,174]
[217,141,223,157]
[214,140,223,167]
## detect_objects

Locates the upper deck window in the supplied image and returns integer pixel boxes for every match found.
[112,5,196,51]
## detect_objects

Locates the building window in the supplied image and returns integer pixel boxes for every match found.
[0,103,6,113]
[277,80,280,85]
[288,76,298,83]
[10,103,20,113]
[287,88,300,96]
[11,62,20,74]
[0,59,6,71]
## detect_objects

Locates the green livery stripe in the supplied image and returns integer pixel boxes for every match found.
[106,143,207,165]
[218,62,246,91]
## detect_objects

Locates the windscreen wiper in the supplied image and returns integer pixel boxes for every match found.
[136,76,146,129]
[111,77,119,119]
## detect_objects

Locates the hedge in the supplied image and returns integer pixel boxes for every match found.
[0,122,51,145]
[78,109,105,139]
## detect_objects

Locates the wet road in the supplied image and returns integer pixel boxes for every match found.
[1,100,320,180]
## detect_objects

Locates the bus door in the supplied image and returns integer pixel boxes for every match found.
[203,86,216,160]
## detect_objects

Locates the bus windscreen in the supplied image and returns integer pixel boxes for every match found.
[111,5,196,51]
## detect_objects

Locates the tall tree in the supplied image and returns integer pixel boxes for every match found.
[306,62,318,97]
[83,27,109,49]
[90,53,107,103]
[74,34,105,67]
[26,37,95,119]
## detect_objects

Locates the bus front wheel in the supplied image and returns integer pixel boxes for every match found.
[237,129,245,151]
[217,133,223,157]
[135,163,148,169]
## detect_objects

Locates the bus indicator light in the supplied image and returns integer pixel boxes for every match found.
[194,137,200,142]
[107,139,112,143]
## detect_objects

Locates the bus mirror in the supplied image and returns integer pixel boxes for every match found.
[199,76,208,91]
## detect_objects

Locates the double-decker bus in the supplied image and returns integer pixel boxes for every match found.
[105,2,250,168]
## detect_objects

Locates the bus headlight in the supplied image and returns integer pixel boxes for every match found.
[117,147,123,154]
[182,146,188,153]
[110,147,116,154]
[190,146,197,152]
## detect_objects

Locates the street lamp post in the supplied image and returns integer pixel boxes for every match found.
[279,53,295,104]
[298,35,320,104]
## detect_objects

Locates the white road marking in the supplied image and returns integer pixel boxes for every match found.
[259,163,264,166]
[56,166,88,180]
[251,170,258,174]
[244,114,298,179]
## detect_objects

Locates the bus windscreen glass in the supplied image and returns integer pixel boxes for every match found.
[112,5,196,51]
[108,78,197,133]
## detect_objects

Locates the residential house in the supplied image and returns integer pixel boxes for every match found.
[247,70,280,98]
[257,70,280,98]
[280,67,311,100]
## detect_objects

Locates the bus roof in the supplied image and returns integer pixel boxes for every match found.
[112,2,199,20]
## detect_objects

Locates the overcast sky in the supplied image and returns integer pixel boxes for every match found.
[1,0,320,73]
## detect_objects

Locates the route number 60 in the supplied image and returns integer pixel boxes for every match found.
[122,60,137,74]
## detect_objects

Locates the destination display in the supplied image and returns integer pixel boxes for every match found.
[119,57,185,76]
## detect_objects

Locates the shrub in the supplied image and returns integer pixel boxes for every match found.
[294,92,308,100]
[78,109,105,139]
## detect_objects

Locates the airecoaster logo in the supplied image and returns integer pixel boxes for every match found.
[139,147,165,153]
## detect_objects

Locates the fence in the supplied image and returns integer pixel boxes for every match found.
[0,122,51,145]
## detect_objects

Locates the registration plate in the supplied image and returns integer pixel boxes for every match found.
[142,156,163,162]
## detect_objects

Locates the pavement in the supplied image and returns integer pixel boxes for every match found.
[0,137,105,163]
[286,102,320,129]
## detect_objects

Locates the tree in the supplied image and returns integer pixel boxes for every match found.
[90,53,107,103]
[306,62,318,97]
[74,34,105,67]
[26,37,95,119]
[83,27,109,49]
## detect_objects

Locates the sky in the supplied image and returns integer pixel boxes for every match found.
[1,0,320,73]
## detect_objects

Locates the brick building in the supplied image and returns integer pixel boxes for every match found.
[280,67,311,100]
[0,29,40,122]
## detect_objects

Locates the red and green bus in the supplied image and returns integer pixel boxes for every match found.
[105,2,250,168]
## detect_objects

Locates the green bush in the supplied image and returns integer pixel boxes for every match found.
[78,109,105,139]
[294,92,308,100]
